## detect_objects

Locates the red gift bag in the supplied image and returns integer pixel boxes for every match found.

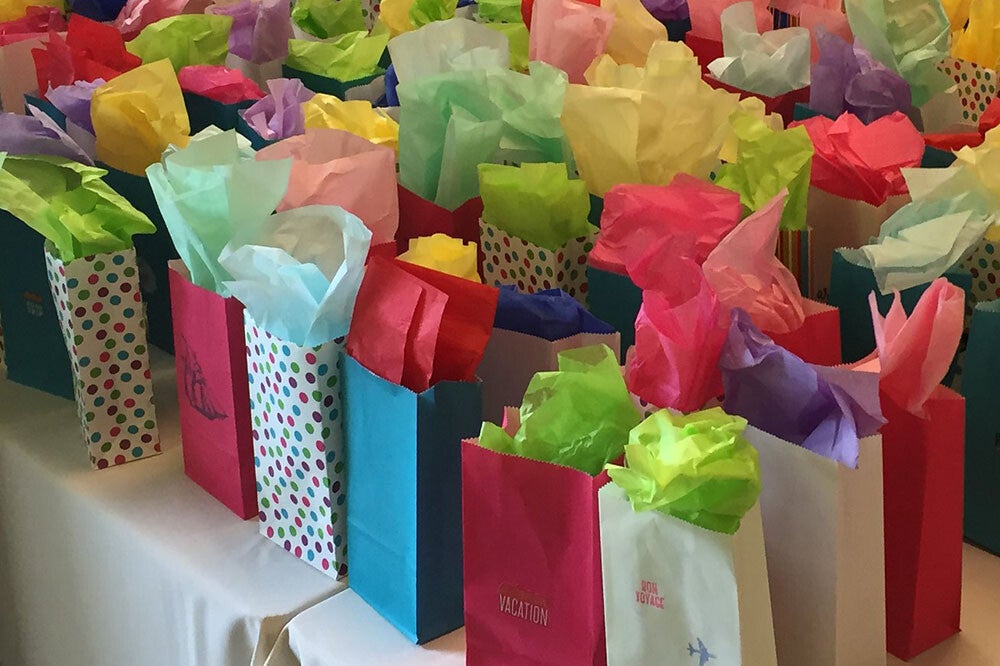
[768,299,842,366]
[462,436,609,666]
[169,262,257,519]
[704,76,811,128]
[396,184,483,256]
[881,387,964,660]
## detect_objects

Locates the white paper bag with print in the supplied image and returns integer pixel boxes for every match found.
[245,311,348,579]
[480,220,596,303]
[746,426,886,666]
[938,58,997,126]
[477,327,619,424]
[599,484,777,666]
[45,246,161,469]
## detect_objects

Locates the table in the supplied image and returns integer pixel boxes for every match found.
[0,350,345,666]
[262,590,465,666]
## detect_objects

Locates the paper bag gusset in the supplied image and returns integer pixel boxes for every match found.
[626,259,727,413]
[561,40,748,196]
[477,344,642,475]
[601,0,667,67]
[845,0,951,107]
[240,77,314,142]
[126,14,233,71]
[220,205,372,346]
[703,191,806,335]
[592,175,742,272]
[345,257,499,392]
[387,17,510,84]
[478,162,592,250]
[495,284,615,339]
[286,31,388,80]
[255,128,399,246]
[146,128,292,295]
[398,233,481,282]
[708,1,811,97]
[91,59,190,176]
[809,27,912,123]
[605,408,761,534]
[292,0,366,39]
[0,111,92,164]
[0,155,156,262]
[207,0,292,64]
[177,64,265,103]
[840,166,995,294]
[528,0,614,85]
[951,0,1000,70]
[720,309,886,468]
[714,111,814,231]
[869,279,964,416]
[302,94,399,150]
[794,112,924,206]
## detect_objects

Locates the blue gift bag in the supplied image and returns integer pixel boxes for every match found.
[100,165,179,354]
[960,300,1000,556]
[586,265,640,355]
[828,251,972,371]
[0,211,74,398]
[343,355,479,644]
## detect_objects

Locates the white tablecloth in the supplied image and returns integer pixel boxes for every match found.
[0,350,346,666]
[262,590,465,666]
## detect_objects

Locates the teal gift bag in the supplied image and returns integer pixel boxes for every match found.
[343,355,477,643]
[281,65,384,101]
[961,300,1000,555]
[183,93,255,134]
[586,264,640,356]
[828,251,972,373]
[0,211,74,398]
[100,165,179,354]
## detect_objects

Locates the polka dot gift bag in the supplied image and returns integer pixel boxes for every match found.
[0,155,161,469]
[478,163,597,303]
[219,204,372,579]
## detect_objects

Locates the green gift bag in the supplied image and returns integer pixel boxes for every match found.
[961,300,1000,556]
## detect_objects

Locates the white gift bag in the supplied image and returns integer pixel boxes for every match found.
[746,425,886,666]
[598,484,777,666]
[476,327,619,424]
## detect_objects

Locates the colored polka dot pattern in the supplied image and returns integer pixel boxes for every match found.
[245,313,348,579]
[479,220,597,304]
[939,58,997,125]
[44,248,161,469]
[361,0,379,30]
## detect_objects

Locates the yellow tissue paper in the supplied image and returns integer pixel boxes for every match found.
[91,59,191,176]
[952,0,1000,70]
[303,94,400,150]
[602,0,667,67]
[397,233,482,282]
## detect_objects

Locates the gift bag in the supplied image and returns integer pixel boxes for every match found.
[867,281,965,659]
[46,247,161,468]
[585,263,641,355]
[0,210,73,397]
[961,224,1000,304]
[169,262,256,519]
[220,204,373,576]
[939,57,997,126]
[720,310,887,666]
[747,424,886,666]
[396,185,483,256]
[177,65,263,133]
[0,34,45,113]
[962,300,1000,556]
[828,251,973,365]
[477,287,618,424]
[463,344,641,665]
[600,408,776,666]
[344,257,499,643]
[245,312,348,575]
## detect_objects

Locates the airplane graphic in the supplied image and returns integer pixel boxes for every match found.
[688,638,717,665]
